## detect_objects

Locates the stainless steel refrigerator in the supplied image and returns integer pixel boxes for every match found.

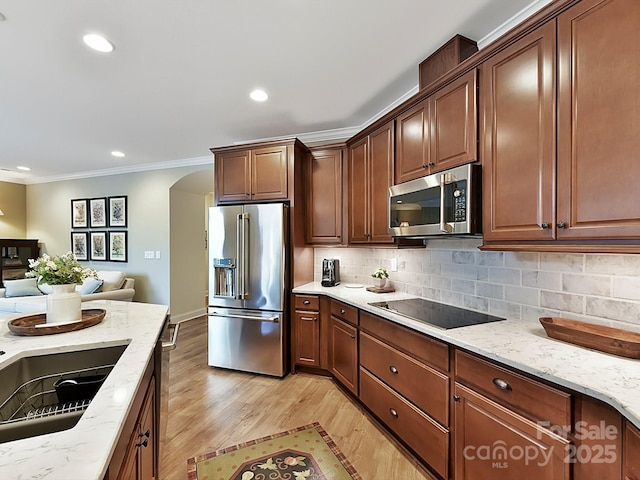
[207,203,288,377]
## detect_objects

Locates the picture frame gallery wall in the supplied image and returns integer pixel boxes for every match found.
[71,196,128,262]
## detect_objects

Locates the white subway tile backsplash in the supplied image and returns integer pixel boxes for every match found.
[586,254,640,276]
[562,273,612,297]
[540,253,584,273]
[489,267,521,285]
[505,252,539,269]
[476,282,504,300]
[540,291,584,314]
[505,286,539,306]
[522,270,562,290]
[314,245,640,327]
[451,278,476,294]
[613,277,640,301]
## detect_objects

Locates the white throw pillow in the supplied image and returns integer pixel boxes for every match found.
[4,278,43,297]
[76,277,104,295]
[97,271,126,292]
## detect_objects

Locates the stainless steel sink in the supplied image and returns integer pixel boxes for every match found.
[0,344,128,443]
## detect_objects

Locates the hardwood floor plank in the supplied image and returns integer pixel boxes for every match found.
[160,316,436,480]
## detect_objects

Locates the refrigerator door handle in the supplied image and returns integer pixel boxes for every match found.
[236,213,245,300]
[239,212,249,299]
[209,312,280,323]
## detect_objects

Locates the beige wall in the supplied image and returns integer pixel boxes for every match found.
[0,181,27,238]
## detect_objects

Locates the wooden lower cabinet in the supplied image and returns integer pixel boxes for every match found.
[293,309,320,367]
[625,421,640,480]
[453,382,570,479]
[330,316,358,395]
[117,377,156,480]
[360,368,449,479]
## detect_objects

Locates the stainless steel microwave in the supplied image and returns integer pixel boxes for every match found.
[388,164,482,237]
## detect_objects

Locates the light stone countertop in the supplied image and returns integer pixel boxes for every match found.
[293,282,640,430]
[0,300,169,480]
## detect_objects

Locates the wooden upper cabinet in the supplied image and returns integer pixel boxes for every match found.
[556,0,640,240]
[348,121,395,244]
[348,137,369,243]
[305,147,343,245]
[430,69,477,171]
[251,145,288,201]
[395,99,429,184]
[482,21,556,242]
[215,150,251,203]
[214,144,288,203]
[395,70,477,184]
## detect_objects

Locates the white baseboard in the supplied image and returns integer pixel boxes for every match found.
[169,307,207,323]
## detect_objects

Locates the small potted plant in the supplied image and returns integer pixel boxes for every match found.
[371,267,389,289]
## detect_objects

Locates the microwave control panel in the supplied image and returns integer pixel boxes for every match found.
[453,188,466,222]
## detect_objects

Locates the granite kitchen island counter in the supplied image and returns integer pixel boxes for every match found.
[0,300,169,480]
[294,281,640,429]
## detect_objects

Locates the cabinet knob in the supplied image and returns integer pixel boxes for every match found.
[389,365,398,374]
[541,223,550,229]
[389,408,398,418]
[428,161,435,167]
[139,429,150,439]
[453,394,461,402]
[340,309,346,314]
[313,317,318,321]
[135,438,149,448]
[422,163,427,169]
[303,300,311,305]
[492,377,513,391]
[350,334,355,339]
[557,222,566,229]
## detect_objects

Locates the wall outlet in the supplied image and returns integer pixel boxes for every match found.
[390,258,398,272]
[144,251,154,259]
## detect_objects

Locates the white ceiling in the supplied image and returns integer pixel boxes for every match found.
[0,0,548,184]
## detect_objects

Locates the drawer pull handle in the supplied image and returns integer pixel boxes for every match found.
[389,408,398,418]
[303,300,310,305]
[492,377,512,391]
[340,309,346,314]
[389,366,398,374]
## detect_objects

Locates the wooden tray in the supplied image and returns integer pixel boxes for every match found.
[366,286,396,294]
[540,317,640,359]
[8,309,106,336]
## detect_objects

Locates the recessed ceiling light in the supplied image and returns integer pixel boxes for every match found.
[111,151,125,158]
[83,34,115,53]
[16,166,30,171]
[250,89,269,102]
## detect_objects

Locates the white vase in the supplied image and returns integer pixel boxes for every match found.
[46,284,82,324]
[372,277,386,289]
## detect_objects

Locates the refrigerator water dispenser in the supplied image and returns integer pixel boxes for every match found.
[213,258,236,298]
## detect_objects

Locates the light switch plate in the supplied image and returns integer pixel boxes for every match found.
[144,251,154,259]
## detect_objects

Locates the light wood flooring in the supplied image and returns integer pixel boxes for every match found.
[160,316,436,480]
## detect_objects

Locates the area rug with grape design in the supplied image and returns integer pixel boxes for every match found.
[186,422,361,480]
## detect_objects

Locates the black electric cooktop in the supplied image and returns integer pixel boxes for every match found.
[368,298,505,330]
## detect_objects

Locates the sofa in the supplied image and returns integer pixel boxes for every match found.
[0,271,136,314]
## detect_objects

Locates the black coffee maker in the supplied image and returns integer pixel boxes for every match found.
[321,258,340,286]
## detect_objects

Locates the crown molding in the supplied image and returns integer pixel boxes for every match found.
[477,0,553,49]
[19,155,213,185]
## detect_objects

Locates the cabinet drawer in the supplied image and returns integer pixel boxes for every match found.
[294,294,319,311]
[360,310,449,372]
[360,332,449,426]
[360,368,449,479]
[330,299,358,326]
[455,349,571,428]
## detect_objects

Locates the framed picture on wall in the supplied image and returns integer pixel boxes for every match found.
[90,231,107,261]
[89,197,107,228]
[108,231,127,262]
[108,196,128,228]
[71,232,89,260]
[71,199,88,228]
